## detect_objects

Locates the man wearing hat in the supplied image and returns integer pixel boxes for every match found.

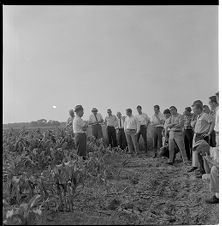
[73,105,88,160]
[183,107,194,160]
[165,106,189,165]
[88,108,104,140]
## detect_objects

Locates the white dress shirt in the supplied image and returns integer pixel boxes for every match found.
[73,116,86,133]
[116,117,125,129]
[124,115,140,133]
[89,113,103,125]
[105,115,118,127]
[151,112,165,128]
[214,107,219,133]
[135,113,150,126]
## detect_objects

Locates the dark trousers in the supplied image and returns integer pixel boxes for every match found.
[137,125,148,152]
[75,133,87,158]
[117,128,127,149]
[107,126,117,147]
[184,129,193,161]
[153,127,163,152]
[92,124,103,139]
[209,130,216,147]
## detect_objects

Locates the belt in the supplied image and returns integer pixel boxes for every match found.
[74,132,86,134]
[170,130,182,132]
[126,129,136,131]
[184,126,193,130]
[140,125,147,127]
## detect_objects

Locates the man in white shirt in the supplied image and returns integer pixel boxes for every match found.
[205,91,219,204]
[88,108,103,140]
[165,106,189,166]
[73,105,88,160]
[105,109,118,148]
[66,109,75,135]
[151,105,165,157]
[124,108,140,155]
[115,112,127,150]
[135,105,150,153]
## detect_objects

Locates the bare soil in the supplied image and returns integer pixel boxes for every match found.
[44,151,219,225]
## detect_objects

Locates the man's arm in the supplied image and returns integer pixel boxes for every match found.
[135,118,140,134]
[174,115,184,129]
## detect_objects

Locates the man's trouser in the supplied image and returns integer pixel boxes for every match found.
[169,131,188,163]
[137,125,148,152]
[215,131,219,147]
[192,133,209,168]
[184,129,193,161]
[209,130,216,147]
[107,126,117,147]
[210,166,219,193]
[75,133,87,157]
[196,141,210,174]
[153,127,163,153]
[125,129,139,154]
[117,128,127,150]
[92,124,103,139]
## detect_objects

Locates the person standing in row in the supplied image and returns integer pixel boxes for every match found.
[124,108,140,155]
[105,109,118,148]
[66,109,75,133]
[135,105,150,153]
[115,112,127,150]
[73,105,88,160]
[208,95,218,147]
[88,108,103,140]
[188,103,214,178]
[151,105,165,157]
[183,107,194,161]
[165,106,189,165]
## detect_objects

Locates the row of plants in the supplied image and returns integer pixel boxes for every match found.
[3,127,131,225]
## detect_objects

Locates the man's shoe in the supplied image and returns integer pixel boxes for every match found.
[187,167,198,173]
[166,161,173,165]
[205,195,219,204]
[153,153,157,158]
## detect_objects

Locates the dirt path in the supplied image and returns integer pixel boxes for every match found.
[44,152,219,225]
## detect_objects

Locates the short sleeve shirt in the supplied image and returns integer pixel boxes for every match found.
[194,112,213,134]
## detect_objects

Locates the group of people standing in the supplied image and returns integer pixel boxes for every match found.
[67,91,219,204]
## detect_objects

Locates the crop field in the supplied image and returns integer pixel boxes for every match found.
[3,127,219,225]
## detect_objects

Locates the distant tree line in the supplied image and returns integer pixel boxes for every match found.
[3,119,66,129]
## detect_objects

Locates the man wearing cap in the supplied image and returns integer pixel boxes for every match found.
[183,107,194,161]
[135,105,150,153]
[66,109,75,134]
[165,106,189,165]
[115,112,127,150]
[124,108,140,154]
[187,102,214,178]
[105,109,118,148]
[73,105,88,160]
[151,105,165,157]
[88,108,104,140]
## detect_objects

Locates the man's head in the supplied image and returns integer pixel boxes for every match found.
[163,109,171,119]
[169,106,177,115]
[137,105,142,114]
[154,105,160,114]
[107,109,112,116]
[74,105,84,117]
[192,100,203,107]
[184,107,191,115]
[69,109,75,118]
[91,108,98,115]
[117,112,122,119]
[192,103,203,115]
[216,91,219,104]
[126,108,132,117]
[209,96,218,110]
[203,105,211,114]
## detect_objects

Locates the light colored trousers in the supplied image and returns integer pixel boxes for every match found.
[125,129,139,154]
[168,131,188,163]
[210,166,219,193]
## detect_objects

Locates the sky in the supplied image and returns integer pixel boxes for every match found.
[3,5,218,123]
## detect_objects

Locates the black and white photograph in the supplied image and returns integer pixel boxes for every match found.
[3,4,219,225]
